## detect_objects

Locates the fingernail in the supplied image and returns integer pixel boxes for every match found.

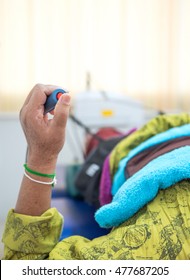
[60,93,71,105]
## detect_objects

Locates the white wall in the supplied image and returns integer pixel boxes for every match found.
[0,113,26,222]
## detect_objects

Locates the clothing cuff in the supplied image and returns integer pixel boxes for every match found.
[2,208,63,257]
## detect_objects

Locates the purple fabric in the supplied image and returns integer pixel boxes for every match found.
[99,155,112,205]
[99,128,137,206]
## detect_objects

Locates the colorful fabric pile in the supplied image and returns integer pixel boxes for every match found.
[2,113,190,259]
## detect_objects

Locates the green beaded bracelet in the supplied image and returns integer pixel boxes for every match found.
[24,164,55,178]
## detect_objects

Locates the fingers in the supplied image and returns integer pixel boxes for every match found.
[29,84,56,110]
[22,84,45,108]
[52,93,71,129]
[20,84,71,131]
[20,84,47,123]
[25,84,63,111]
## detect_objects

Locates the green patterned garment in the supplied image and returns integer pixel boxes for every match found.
[2,182,190,260]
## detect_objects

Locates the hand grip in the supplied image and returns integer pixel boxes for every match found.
[44,88,67,114]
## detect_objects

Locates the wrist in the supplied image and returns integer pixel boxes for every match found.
[26,153,58,174]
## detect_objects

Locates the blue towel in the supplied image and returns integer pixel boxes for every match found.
[95,146,190,228]
[112,123,190,196]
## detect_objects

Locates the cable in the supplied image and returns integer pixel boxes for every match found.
[69,114,104,143]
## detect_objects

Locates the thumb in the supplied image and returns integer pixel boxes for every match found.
[52,93,71,128]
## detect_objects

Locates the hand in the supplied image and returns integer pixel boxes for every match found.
[20,84,71,172]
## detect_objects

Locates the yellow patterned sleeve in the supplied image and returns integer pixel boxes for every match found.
[2,208,63,260]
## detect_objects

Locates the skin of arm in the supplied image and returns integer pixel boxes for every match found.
[15,84,71,216]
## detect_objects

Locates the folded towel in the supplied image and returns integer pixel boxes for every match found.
[95,146,190,228]
[109,113,190,178]
[112,123,190,195]
[126,136,190,178]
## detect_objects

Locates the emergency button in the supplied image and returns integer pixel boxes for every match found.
[56,92,63,100]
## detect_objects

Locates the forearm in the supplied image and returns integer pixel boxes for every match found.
[14,84,70,216]
[15,154,57,216]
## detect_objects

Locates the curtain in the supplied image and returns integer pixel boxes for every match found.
[0,0,190,112]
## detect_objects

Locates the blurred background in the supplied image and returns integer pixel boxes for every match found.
[1,0,190,112]
[1,0,190,258]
